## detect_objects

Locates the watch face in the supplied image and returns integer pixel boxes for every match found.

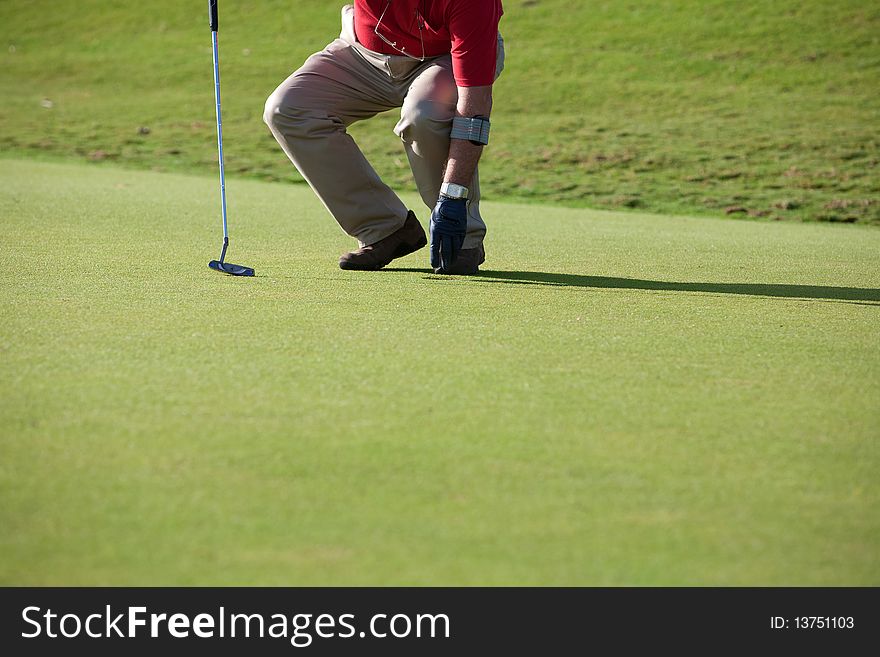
[442,183,469,199]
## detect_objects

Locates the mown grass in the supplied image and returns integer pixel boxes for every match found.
[1,159,878,585]
[1,0,878,223]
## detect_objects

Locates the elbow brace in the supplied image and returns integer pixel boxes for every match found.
[450,115,491,146]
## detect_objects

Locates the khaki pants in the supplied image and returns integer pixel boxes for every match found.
[263,5,505,248]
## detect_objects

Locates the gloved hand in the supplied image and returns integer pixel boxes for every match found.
[430,196,468,271]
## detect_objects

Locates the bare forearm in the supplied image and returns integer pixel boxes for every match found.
[443,85,493,188]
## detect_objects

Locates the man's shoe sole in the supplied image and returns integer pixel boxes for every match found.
[338,233,426,271]
[339,212,426,270]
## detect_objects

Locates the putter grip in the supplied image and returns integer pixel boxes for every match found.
[209,0,218,31]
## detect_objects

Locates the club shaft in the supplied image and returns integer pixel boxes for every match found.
[211,30,229,244]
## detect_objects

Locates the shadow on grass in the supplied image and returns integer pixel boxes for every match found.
[385,268,880,304]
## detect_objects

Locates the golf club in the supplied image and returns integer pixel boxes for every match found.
[207,0,254,277]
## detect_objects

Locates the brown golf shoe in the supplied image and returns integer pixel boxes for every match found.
[433,243,486,275]
[339,211,427,271]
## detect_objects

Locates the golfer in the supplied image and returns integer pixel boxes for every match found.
[264,1,504,275]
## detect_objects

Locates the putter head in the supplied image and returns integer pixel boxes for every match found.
[209,260,255,277]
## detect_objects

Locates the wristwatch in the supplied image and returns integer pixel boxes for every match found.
[440,182,469,200]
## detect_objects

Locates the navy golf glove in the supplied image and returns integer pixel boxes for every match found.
[430,196,468,271]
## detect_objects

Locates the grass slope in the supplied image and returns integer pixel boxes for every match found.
[1,159,878,585]
[1,0,878,223]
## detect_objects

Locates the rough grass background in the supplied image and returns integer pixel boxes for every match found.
[1,0,878,223]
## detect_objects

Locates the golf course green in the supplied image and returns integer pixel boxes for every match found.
[1,159,877,585]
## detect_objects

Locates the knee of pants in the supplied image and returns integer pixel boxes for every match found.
[263,89,330,141]
[263,89,289,131]
[396,98,455,144]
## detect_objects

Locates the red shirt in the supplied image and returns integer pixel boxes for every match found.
[354,0,504,87]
